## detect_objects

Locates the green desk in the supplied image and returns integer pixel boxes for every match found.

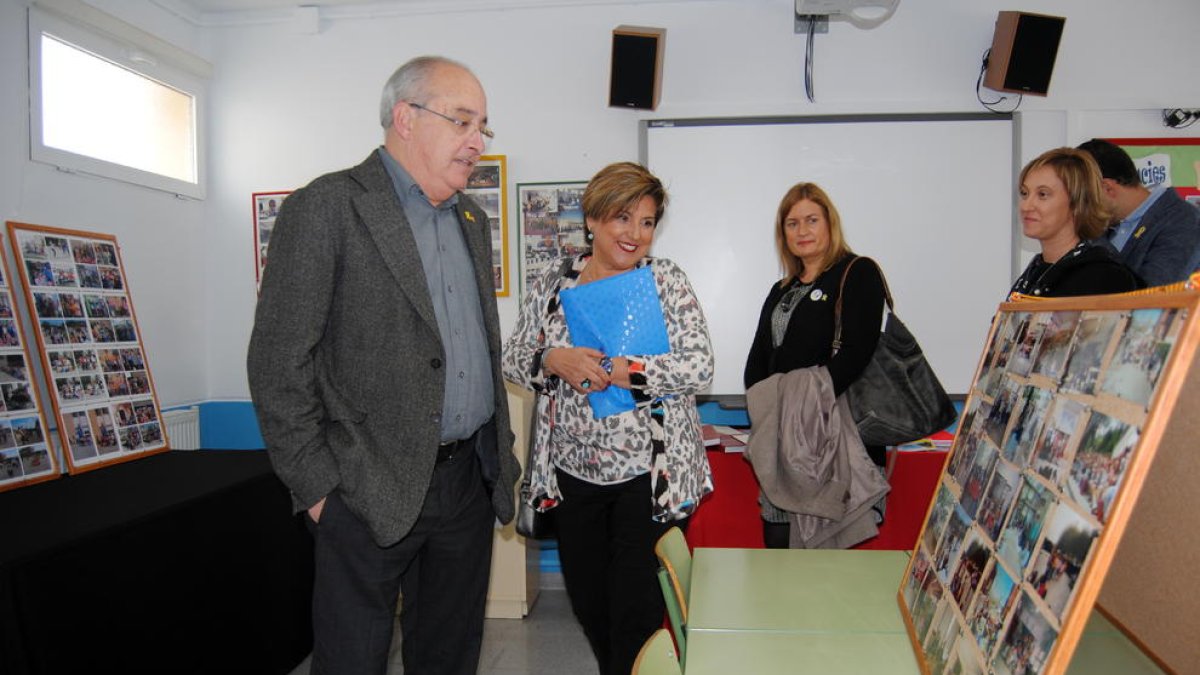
[686,632,920,675]
[688,548,910,634]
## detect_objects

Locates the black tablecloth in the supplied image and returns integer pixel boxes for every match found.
[0,450,313,675]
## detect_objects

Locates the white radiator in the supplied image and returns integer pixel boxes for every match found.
[163,406,201,450]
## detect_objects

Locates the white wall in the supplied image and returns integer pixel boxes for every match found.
[4,0,1200,405]
[0,0,211,407]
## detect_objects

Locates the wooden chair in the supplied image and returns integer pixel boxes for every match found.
[654,526,692,663]
[632,628,682,675]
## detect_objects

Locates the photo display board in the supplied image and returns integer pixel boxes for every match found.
[466,155,511,297]
[252,190,291,292]
[899,289,1199,674]
[7,222,169,474]
[517,181,586,296]
[0,242,58,492]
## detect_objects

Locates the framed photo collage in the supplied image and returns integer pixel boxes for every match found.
[900,290,1199,675]
[0,222,168,491]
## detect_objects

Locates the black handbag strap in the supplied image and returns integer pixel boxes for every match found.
[832,256,894,356]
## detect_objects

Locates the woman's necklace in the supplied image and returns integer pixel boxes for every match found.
[1018,241,1088,295]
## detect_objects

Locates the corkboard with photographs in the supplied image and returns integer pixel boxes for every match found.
[253,191,291,293]
[517,181,587,296]
[899,289,1200,675]
[6,222,170,474]
[0,242,58,492]
[465,156,510,297]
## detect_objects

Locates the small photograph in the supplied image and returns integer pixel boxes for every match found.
[957,397,985,440]
[935,506,974,585]
[949,427,988,488]
[924,606,963,675]
[10,415,44,445]
[1030,311,1081,383]
[1066,412,1139,523]
[20,235,47,259]
[469,191,500,218]
[924,484,957,554]
[996,477,1053,578]
[51,263,78,287]
[944,631,987,675]
[59,292,85,318]
[1031,399,1088,488]
[969,561,1019,659]
[949,530,992,614]
[2,383,34,412]
[1059,313,1121,395]
[0,420,14,450]
[0,295,11,318]
[1100,308,1180,407]
[55,375,84,402]
[1006,313,1047,378]
[1027,504,1098,622]
[0,320,19,347]
[76,264,102,289]
[992,592,1057,675]
[104,372,130,397]
[467,163,501,189]
[94,242,118,266]
[976,461,1022,544]
[118,423,143,452]
[18,444,53,477]
[33,292,62,318]
[73,349,99,372]
[83,294,110,318]
[984,376,1022,447]
[140,422,163,446]
[1001,386,1053,468]
[989,312,1029,375]
[98,349,123,372]
[114,401,137,427]
[105,296,131,317]
[905,547,935,609]
[88,407,119,455]
[959,440,999,519]
[67,409,98,462]
[113,319,136,343]
[65,319,91,345]
[132,399,158,424]
[120,348,145,371]
[25,260,53,287]
[126,371,151,396]
[911,570,945,644]
[44,236,71,260]
[78,374,107,400]
[89,319,115,343]
[0,354,26,383]
[48,350,77,375]
[1,448,22,481]
[71,239,97,264]
[40,319,69,345]
[100,267,123,290]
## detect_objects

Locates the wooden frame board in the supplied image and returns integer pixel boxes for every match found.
[466,155,510,297]
[0,240,59,492]
[898,289,1199,674]
[6,222,170,474]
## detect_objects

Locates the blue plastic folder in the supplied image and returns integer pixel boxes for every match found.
[559,265,670,418]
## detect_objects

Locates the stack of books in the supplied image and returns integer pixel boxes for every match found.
[701,424,749,453]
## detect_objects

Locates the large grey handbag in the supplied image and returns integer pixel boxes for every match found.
[833,257,958,446]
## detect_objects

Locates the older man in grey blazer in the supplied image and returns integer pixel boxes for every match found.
[247,56,519,675]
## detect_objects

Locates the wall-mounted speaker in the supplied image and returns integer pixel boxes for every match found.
[983,11,1066,97]
[609,25,665,110]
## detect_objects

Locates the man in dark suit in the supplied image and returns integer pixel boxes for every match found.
[247,56,519,675]
[1078,138,1200,286]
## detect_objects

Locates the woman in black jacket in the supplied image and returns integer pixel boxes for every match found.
[744,182,887,548]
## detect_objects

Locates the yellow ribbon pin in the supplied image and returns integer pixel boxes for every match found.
[464,211,475,223]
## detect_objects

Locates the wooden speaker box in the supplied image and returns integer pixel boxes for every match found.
[609,25,665,110]
[983,11,1066,96]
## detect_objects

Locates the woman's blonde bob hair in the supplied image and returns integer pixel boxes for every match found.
[581,162,667,228]
[1019,147,1112,241]
[775,182,853,284]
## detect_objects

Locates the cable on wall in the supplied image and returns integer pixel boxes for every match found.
[1162,108,1199,129]
[804,15,817,103]
[975,49,1021,114]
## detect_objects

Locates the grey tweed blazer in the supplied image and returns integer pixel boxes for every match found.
[247,149,519,547]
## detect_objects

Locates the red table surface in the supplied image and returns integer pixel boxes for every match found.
[686,447,949,552]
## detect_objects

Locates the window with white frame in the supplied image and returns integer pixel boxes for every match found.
[28,3,209,198]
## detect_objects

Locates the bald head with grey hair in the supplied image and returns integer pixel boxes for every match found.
[379,55,472,129]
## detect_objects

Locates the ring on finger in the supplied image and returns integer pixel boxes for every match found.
[581,378,591,390]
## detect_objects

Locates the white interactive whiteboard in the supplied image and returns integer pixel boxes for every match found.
[640,114,1015,397]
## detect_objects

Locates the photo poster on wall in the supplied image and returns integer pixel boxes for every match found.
[0,240,59,492]
[1109,137,1200,207]
[517,181,587,296]
[252,191,291,292]
[897,289,1199,675]
[465,155,510,297]
[6,222,170,474]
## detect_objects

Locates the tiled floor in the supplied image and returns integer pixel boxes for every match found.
[288,585,597,675]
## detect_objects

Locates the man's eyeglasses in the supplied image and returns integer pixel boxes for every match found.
[408,102,494,140]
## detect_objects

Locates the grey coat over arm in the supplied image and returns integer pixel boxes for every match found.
[247,150,519,547]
